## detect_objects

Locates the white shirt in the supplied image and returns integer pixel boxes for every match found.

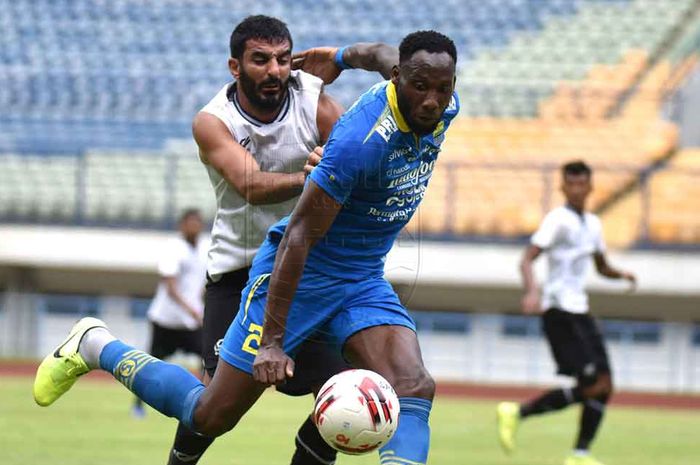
[147,236,208,330]
[531,206,606,314]
[200,70,322,278]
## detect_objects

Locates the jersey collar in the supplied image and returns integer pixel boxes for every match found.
[386,82,411,133]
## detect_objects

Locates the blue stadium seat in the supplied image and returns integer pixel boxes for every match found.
[1,0,600,153]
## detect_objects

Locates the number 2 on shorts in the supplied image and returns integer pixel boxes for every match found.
[241,323,263,355]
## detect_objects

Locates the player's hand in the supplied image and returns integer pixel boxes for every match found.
[292,47,342,85]
[304,146,323,176]
[622,271,637,293]
[253,344,295,385]
[521,290,541,314]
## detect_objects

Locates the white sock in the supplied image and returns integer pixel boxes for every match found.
[78,328,116,369]
[573,449,589,456]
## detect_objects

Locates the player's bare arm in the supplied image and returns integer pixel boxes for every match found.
[293,43,399,84]
[520,244,544,314]
[317,92,345,143]
[193,112,305,205]
[253,180,343,385]
[593,252,637,290]
[163,276,202,325]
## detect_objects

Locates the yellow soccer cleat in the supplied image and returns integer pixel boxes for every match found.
[496,401,520,454]
[564,454,606,465]
[33,317,107,406]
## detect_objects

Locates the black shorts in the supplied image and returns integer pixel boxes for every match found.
[149,321,202,361]
[542,308,611,383]
[202,268,349,396]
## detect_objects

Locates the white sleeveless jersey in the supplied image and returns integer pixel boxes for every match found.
[531,206,606,314]
[200,70,323,278]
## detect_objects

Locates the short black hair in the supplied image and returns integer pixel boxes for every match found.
[179,208,202,223]
[229,15,293,59]
[562,160,592,178]
[399,30,457,65]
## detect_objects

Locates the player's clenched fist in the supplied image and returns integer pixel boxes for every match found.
[253,344,295,385]
[304,146,324,177]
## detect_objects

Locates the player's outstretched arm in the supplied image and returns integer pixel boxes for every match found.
[193,112,306,205]
[593,252,637,291]
[293,43,399,84]
[520,245,543,314]
[253,180,343,385]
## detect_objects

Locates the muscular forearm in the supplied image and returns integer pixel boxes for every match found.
[343,43,398,80]
[224,169,305,205]
[260,234,311,346]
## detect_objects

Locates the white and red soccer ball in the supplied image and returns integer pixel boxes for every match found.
[313,369,399,455]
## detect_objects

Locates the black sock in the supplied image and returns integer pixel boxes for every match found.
[575,395,609,451]
[167,422,215,465]
[290,416,337,465]
[520,387,583,418]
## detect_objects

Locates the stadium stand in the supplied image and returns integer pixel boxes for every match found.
[647,149,700,244]
[0,0,647,154]
[408,0,698,243]
[1,0,699,247]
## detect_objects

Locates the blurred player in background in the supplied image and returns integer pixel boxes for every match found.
[497,160,637,465]
[132,208,207,418]
[162,15,399,465]
[33,29,458,465]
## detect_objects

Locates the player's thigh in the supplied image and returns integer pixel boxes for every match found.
[149,322,178,360]
[343,325,434,400]
[181,328,203,356]
[218,272,342,376]
[543,308,588,376]
[202,268,250,376]
[193,357,266,436]
[333,278,432,398]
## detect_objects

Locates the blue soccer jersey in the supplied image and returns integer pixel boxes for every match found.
[264,81,460,280]
[220,81,460,373]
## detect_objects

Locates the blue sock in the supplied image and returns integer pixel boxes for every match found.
[99,340,205,430]
[379,397,432,465]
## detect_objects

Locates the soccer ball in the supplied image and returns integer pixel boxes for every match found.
[313,369,400,455]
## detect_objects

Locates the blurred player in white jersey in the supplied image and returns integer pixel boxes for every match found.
[132,208,207,418]
[497,160,637,465]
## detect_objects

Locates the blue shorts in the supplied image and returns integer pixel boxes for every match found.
[218,271,416,375]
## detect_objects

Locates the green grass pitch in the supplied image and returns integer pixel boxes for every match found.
[1,377,699,465]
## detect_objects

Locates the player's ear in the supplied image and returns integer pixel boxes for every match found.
[390,65,400,85]
[229,57,240,79]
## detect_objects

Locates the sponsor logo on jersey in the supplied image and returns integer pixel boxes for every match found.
[387,159,436,189]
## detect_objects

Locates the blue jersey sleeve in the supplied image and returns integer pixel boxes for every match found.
[309,122,371,205]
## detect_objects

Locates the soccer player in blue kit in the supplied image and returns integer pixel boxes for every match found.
[34,30,459,465]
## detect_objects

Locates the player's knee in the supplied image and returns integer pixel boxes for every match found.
[392,368,435,400]
[581,375,612,400]
[192,399,241,437]
[600,378,613,400]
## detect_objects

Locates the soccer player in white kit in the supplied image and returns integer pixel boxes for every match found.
[497,161,637,465]
[167,15,400,465]
[132,209,207,418]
